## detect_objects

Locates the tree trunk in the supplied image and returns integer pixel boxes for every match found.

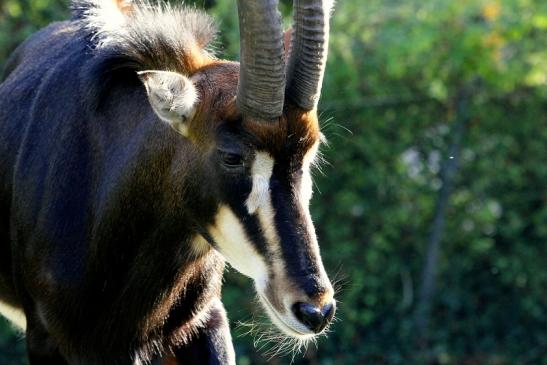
[413,84,474,359]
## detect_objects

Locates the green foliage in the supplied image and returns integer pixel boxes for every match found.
[0,0,69,74]
[0,319,25,365]
[1,0,545,364]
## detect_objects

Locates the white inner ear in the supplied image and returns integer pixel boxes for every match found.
[138,70,198,136]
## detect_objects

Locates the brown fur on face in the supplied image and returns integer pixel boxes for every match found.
[244,103,320,159]
[185,62,240,147]
[187,61,320,158]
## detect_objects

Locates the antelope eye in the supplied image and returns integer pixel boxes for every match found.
[219,151,244,169]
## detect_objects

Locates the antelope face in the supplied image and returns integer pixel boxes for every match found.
[203,99,335,338]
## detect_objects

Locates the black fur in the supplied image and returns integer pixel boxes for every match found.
[0,1,334,363]
[0,19,232,364]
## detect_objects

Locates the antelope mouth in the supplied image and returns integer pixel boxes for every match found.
[258,293,316,339]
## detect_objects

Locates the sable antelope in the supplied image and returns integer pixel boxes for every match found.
[0,0,335,363]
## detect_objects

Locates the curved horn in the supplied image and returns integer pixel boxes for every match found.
[286,0,331,110]
[236,0,286,121]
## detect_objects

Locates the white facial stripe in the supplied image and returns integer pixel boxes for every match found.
[0,300,26,331]
[253,178,286,296]
[299,141,320,205]
[245,152,275,214]
[245,153,291,308]
[296,141,332,296]
[208,205,268,288]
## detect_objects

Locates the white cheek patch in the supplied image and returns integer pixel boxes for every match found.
[208,205,268,288]
[245,152,275,214]
[0,300,26,331]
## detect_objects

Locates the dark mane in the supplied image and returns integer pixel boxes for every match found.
[73,0,218,109]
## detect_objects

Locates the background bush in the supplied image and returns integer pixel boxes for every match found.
[1,0,546,364]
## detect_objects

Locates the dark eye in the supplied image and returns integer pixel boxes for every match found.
[219,151,244,169]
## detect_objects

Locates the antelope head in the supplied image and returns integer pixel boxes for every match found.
[140,0,335,339]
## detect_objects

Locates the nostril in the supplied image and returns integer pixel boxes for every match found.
[292,302,334,334]
[321,302,335,323]
[292,302,322,333]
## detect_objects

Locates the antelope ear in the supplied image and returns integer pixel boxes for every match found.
[138,70,198,136]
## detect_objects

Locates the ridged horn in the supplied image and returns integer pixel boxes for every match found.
[286,0,331,110]
[236,0,286,121]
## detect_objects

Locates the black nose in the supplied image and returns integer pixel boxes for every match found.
[292,302,335,333]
